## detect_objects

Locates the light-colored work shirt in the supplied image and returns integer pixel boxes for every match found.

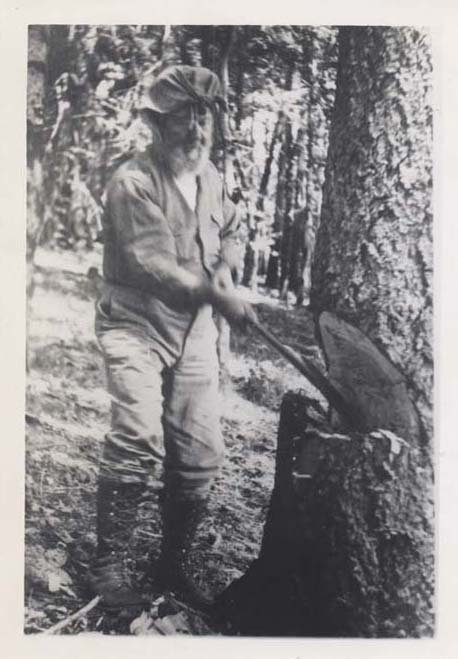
[99,145,241,365]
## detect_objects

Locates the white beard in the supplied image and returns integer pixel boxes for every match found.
[167,141,212,176]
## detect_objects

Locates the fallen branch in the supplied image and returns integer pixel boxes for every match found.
[42,595,101,635]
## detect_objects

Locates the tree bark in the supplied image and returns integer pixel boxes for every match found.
[217,390,434,637]
[217,26,434,638]
[311,27,433,440]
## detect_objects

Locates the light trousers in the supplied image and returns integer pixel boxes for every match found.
[95,299,223,499]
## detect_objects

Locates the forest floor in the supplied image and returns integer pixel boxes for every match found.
[24,246,323,636]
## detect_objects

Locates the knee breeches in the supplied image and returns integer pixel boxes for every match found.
[96,317,223,498]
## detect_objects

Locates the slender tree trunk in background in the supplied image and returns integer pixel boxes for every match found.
[311,26,433,441]
[47,26,70,85]
[293,30,330,305]
[217,27,235,134]
[304,33,318,227]
[302,34,319,303]
[27,27,49,262]
[179,33,192,65]
[265,63,296,294]
[242,111,284,289]
[233,47,245,131]
[214,26,237,190]
[27,26,49,367]
[215,27,236,370]
[161,25,182,68]
[278,118,295,299]
[292,122,307,210]
[199,26,212,69]
[265,120,290,291]
[257,111,285,211]
[288,204,307,303]
[265,112,291,292]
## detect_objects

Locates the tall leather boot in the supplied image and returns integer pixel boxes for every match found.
[88,477,149,609]
[153,495,213,610]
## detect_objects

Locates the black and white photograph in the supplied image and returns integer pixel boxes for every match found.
[21,21,436,638]
[3,3,458,653]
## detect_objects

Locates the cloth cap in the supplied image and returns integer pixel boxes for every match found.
[140,65,226,114]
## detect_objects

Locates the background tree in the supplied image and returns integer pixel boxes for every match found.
[262,26,337,296]
[27,25,49,365]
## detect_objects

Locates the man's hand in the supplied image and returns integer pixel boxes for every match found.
[212,261,234,292]
[210,286,258,331]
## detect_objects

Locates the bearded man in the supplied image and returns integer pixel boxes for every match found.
[88,66,256,612]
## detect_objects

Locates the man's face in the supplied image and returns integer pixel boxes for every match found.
[159,103,214,175]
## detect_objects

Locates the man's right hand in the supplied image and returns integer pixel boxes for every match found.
[210,286,258,331]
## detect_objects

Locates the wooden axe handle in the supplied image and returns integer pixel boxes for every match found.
[249,317,363,429]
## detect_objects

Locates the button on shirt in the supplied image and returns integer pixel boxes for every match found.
[99,145,241,365]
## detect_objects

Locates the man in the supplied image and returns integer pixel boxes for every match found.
[88,65,256,612]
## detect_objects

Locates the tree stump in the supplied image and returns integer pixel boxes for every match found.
[216,316,434,637]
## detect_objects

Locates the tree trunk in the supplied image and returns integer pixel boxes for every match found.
[217,27,235,137]
[278,118,295,298]
[292,29,333,306]
[47,25,71,85]
[217,384,433,637]
[217,26,434,638]
[311,27,433,440]
[242,111,284,289]
[199,26,216,70]
[288,206,309,304]
[265,62,296,292]
[213,27,236,364]
[213,26,237,188]
[161,25,182,68]
[233,47,245,131]
[257,111,285,210]
[264,118,292,292]
[27,26,49,362]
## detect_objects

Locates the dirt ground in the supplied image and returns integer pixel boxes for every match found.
[24,246,322,635]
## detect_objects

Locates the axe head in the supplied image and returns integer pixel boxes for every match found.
[318,311,421,442]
